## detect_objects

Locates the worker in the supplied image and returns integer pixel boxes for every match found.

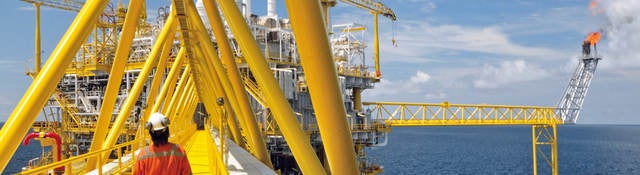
[134,113,192,175]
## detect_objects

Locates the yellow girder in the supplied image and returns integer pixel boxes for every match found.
[363,101,563,126]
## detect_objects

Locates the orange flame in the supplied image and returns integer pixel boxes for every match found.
[585,32,601,45]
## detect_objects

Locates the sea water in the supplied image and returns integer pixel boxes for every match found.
[3,125,640,174]
[368,125,640,174]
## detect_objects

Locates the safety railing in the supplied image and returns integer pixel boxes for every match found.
[336,65,377,79]
[18,140,140,175]
[363,101,563,126]
[243,77,268,107]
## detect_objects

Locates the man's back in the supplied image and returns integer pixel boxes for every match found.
[134,143,191,175]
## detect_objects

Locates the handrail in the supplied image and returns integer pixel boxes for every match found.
[19,140,139,174]
[363,101,563,126]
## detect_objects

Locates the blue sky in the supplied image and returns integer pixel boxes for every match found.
[0,0,638,124]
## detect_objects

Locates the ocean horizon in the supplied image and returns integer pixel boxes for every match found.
[2,123,640,174]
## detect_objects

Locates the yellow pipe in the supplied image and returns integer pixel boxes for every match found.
[163,65,190,114]
[167,76,192,118]
[0,0,108,172]
[216,0,326,173]
[152,47,186,113]
[174,80,195,119]
[189,46,243,145]
[374,13,381,78]
[184,2,249,149]
[532,125,538,175]
[141,24,177,120]
[552,124,559,175]
[35,3,41,74]
[101,13,176,151]
[283,0,359,174]
[86,0,145,169]
[186,48,240,162]
[200,0,271,165]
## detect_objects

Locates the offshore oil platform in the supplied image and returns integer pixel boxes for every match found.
[0,0,600,174]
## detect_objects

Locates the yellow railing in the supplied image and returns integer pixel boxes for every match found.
[243,77,268,107]
[363,101,563,126]
[19,140,140,175]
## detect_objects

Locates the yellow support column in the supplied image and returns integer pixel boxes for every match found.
[87,0,145,168]
[101,13,176,151]
[34,3,42,74]
[141,25,177,119]
[167,76,193,118]
[216,0,326,174]
[283,0,359,174]
[373,13,381,78]
[532,125,538,175]
[201,0,272,166]
[552,124,559,175]
[187,47,242,145]
[0,0,108,172]
[186,1,246,140]
[152,48,186,112]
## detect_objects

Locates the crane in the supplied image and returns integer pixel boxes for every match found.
[322,0,397,79]
[21,0,83,75]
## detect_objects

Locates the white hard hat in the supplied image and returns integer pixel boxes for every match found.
[146,112,170,131]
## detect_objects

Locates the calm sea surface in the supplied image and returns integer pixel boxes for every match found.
[368,125,640,175]
[3,125,640,174]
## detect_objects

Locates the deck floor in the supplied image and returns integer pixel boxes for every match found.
[183,131,213,174]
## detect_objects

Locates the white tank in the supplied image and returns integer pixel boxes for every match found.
[268,0,276,17]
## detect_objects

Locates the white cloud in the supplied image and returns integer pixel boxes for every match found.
[424,92,446,99]
[407,24,563,58]
[410,70,431,83]
[366,70,432,96]
[473,60,550,89]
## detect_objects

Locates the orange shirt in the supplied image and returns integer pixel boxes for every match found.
[134,143,192,175]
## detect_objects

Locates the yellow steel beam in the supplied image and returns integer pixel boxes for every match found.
[0,0,108,172]
[189,1,249,152]
[141,25,177,120]
[35,3,41,74]
[363,101,563,126]
[532,125,538,175]
[201,0,271,166]
[101,12,176,151]
[86,0,145,169]
[167,76,193,119]
[187,46,230,175]
[373,13,380,78]
[163,66,190,114]
[532,124,559,175]
[186,0,243,138]
[152,47,186,113]
[216,0,326,173]
[283,0,359,174]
